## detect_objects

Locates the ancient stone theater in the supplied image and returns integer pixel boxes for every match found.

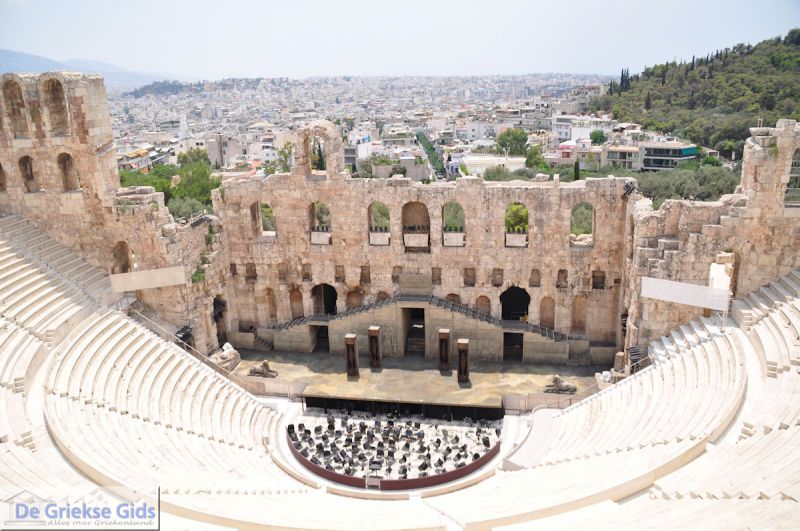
[0,72,799,529]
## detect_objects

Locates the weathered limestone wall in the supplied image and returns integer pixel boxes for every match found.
[214,170,630,348]
[624,120,800,348]
[2,73,798,366]
[0,72,214,351]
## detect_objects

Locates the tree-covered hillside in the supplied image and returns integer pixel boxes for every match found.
[590,29,800,159]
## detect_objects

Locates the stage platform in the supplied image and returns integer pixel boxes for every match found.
[235,350,600,409]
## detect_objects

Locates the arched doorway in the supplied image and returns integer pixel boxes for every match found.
[500,286,530,321]
[289,288,304,319]
[346,289,363,309]
[572,296,587,335]
[111,241,131,274]
[445,293,461,304]
[539,296,555,329]
[475,295,491,315]
[311,283,337,315]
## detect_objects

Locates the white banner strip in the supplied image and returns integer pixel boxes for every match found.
[641,276,729,312]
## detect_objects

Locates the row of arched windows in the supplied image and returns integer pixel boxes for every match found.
[1,78,70,139]
[249,199,595,247]
[0,153,80,193]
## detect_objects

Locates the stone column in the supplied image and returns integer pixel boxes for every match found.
[457,338,470,385]
[438,328,451,371]
[368,326,381,368]
[345,333,359,378]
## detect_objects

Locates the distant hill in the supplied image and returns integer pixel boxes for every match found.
[590,28,800,158]
[0,49,180,90]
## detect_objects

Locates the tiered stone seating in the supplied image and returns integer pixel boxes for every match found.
[44,310,305,494]
[492,274,800,528]
[498,499,800,530]
[423,314,745,529]
[535,315,744,465]
[4,209,800,529]
[0,318,113,505]
[0,317,43,394]
[0,215,114,308]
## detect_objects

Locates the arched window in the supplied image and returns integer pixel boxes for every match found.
[43,78,69,135]
[475,295,491,315]
[786,149,800,206]
[289,288,304,319]
[311,283,337,315]
[504,202,529,247]
[368,201,390,231]
[19,156,38,193]
[539,296,555,329]
[376,291,390,302]
[111,241,132,274]
[572,295,587,335]
[570,202,594,246]
[58,153,80,191]
[309,201,331,244]
[0,163,6,192]
[500,287,530,321]
[442,202,465,232]
[250,202,276,237]
[401,201,430,252]
[442,202,465,246]
[346,289,363,309]
[3,80,27,138]
[529,269,541,288]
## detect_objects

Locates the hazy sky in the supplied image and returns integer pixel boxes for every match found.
[1,0,797,79]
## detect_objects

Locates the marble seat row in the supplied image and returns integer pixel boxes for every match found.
[47,310,276,450]
[0,317,43,393]
[533,315,744,465]
[0,320,113,505]
[0,215,113,306]
[497,498,800,530]
[45,397,303,494]
[491,275,800,528]
[0,244,89,338]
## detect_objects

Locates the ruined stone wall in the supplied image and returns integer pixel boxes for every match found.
[212,169,630,349]
[2,73,798,364]
[0,73,210,350]
[624,120,800,348]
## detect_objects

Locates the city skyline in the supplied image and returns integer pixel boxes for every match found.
[0,0,797,80]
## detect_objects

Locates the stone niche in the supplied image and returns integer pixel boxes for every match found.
[505,233,528,247]
[369,231,391,246]
[310,230,332,245]
[443,232,465,247]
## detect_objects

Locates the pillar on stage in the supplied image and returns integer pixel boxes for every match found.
[368,326,381,368]
[438,328,451,371]
[457,338,470,384]
[345,333,359,377]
